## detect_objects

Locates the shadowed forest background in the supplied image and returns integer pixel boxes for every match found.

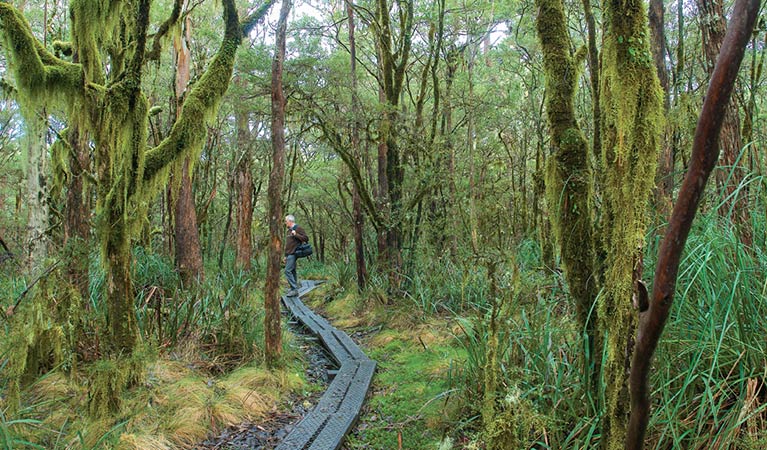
[0,0,765,448]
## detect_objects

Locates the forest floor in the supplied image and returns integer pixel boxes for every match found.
[299,282,467,450]
[196,321,333,449]
[1,274,469,449]
[198,280,468,449]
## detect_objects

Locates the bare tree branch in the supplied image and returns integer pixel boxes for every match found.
[627,0,760,447]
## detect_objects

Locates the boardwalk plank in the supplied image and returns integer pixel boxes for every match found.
[277,280,375,450]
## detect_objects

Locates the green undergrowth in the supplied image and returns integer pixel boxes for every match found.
[641,206,767,449]
[0,250,313,449]
[1,356,305,449]
[303,281,465,449]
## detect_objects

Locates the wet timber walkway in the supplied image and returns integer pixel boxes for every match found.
[276,280,376,450]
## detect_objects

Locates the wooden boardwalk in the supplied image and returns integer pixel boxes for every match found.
[276,280,376,450]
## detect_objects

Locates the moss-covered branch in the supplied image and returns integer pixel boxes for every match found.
[241,0,276,37]
[535,0,600,400]
[146,0,183,62]
[0,3,82,104]
[143,0,241,184]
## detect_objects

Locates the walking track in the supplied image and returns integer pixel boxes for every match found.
[276,280,376,450]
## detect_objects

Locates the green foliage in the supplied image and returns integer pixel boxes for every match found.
[641,204,767,449]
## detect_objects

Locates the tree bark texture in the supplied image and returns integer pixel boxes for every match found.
[63,125,91,299]
[628,2,759,447]
[235,108,254,271]
[264,0,291,367]
[697,0,752,246]
[173,4,205,283]
[174,157,205,283]
[24,112,49,272]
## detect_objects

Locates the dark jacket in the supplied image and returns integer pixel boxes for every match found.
[285,224,309,255]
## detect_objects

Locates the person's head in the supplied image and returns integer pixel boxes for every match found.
[285,214,296,228]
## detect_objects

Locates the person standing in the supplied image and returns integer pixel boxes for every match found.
[284,214,309,296]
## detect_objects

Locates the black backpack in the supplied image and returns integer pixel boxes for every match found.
[294,242,313,258]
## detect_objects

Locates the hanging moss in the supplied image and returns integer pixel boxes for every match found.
[2,0,243,415]
[1,266,82,412]
[598,0,664,448]
[535,0,600,400]
[0,4,82,118]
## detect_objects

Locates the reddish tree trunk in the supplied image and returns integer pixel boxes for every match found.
[174,157,205,283]
[264,0,291,367]
[697,0,752,245]
[173,5,205,283]
[628,2,759,446]
[235,110,253,271]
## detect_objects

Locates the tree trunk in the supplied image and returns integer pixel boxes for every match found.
[467,49,479,253]
[173,4,205,283]
[535,0,600,404]
[444,49,459,256]
[581,0,601,160]
[376,84,390,271]
[235,108,254,271]
[64,125,91,299]
[174,157,205,283]
[628,3,759,447]
[374,0,412,290]
[697,0,752,246]
[347,0,367,292]
[264,0,291,367]
[599,0,664,446]
[650,0,674,223]
[24,111,49,272]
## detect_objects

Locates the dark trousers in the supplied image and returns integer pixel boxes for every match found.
[285,254,299,289]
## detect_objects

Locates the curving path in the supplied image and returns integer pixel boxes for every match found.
[276,280,376,450]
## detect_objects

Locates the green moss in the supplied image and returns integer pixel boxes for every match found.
[598,0,664,447]
[2,0,243,416]
[310,289,462,449]
[536,0,600,399]
[2,267,77,411]
[0,3,83,115]
[483,388,548,450]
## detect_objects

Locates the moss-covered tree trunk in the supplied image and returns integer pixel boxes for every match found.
[23,111,49,272]
[598,0,664,447]
[535,0,600,398]
[63,125,91,300]
[347,0,367,292]
[373,0,413,290]
[264,0,291,367]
